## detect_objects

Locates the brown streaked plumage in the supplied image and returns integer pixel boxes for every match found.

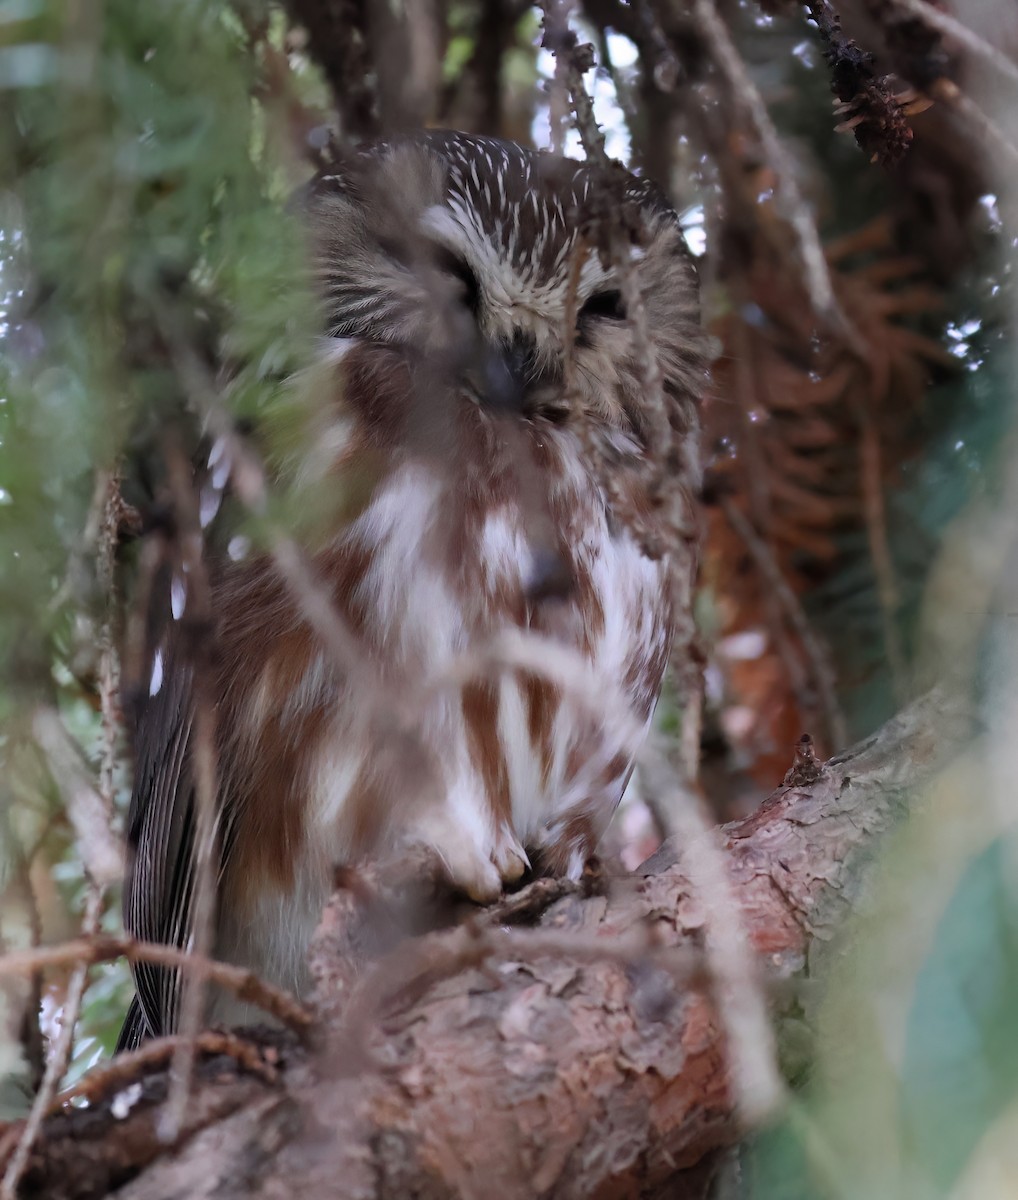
[120,131,707,1048]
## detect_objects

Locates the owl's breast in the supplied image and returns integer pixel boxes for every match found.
[314,420,670,876]
[214,418,672,994]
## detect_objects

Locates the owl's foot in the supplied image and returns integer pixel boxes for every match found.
[402,812,530,904]
[492,837,530,887]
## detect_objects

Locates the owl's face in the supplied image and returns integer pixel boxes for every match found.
[309,132,703,437]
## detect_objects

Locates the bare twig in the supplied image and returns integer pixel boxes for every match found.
[542,0,577,155]
[858,419,908,704]
[692,0,864,355]
[0,936,313,1039]
[720,495,848,751]
[0,1031,280,1179]
[0,887,104,1200]
[53,1030,280,1111]
[675,645,706,784]
[642,738,784,1124]
[89,470,125,829]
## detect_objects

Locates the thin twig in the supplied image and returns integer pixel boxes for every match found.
[543,0,576,154]
[0,936,314,1039]
[90,470,124,830]
[0,887,104,1200]
[0,1031,280,1179]
[692,0,864,355]
[53,1030,280,1111]
[639,738,785,1124]
[721,495,848,751]
[858,420,908,705]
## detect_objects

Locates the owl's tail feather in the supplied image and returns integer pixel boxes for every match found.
[115,994,152,1055]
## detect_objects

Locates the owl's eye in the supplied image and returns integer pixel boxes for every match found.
[578,289,626,322]
[435,247,481,315]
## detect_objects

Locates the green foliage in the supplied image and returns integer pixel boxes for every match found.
[1,0,323,1098]
[0,0,316,688]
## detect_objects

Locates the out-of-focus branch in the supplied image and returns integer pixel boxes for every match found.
[887,0,1018,89]
[282,0,379,138]
[30,712,121,891]
[858,417,908,701]
[691,0,863,354]
[930,78,1018,172]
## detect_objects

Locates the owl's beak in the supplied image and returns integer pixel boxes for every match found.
[476,337,533,414]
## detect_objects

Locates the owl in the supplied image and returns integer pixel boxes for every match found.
[120,131,706,1047]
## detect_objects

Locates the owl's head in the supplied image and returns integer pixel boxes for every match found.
[307,131,704,437]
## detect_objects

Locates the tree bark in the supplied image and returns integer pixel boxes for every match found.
[4,688,970,1200]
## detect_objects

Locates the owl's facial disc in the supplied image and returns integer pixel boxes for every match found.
[310,131,705,434]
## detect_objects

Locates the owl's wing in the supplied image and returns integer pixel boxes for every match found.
[119,647,197,1048]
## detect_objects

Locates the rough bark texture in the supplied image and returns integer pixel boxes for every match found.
[3,689,970,1200]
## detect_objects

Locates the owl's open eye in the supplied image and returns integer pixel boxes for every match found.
[578,289,626,322]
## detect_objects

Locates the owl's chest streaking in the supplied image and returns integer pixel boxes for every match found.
[211,377,671,996]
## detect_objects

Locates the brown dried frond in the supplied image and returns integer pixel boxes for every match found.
[703,216,949,782]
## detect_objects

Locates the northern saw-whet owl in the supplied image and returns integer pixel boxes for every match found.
[120,131,706,1047]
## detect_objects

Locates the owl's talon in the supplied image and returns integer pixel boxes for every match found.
[493,838,530,886]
